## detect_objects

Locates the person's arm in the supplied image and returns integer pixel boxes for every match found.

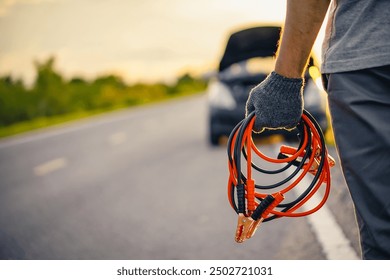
[246,0,331,132]
[275,0,331,78]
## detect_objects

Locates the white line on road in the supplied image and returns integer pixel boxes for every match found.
[297,179,359,260]
[272,145,359,259]
[34,157,68,176]
[0,109,136,149]
[109,132,127,146]
[0,95,201,150]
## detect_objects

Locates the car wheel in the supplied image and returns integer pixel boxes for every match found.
[208,122,220,146]
[209,131,220,146]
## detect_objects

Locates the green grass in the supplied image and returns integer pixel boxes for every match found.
[0,109,112,138]
[0,92,203,139]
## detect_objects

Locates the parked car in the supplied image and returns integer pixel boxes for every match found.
[207,25,328,145]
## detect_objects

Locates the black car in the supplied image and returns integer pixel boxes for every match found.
[207,26,328,145]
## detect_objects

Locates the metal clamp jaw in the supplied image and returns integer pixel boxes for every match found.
[235,193,284,243]
[279,145,335,177]
[235,214,264,243]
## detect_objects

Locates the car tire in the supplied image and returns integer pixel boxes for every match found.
[209,131,220,146]
[208,122,220,146]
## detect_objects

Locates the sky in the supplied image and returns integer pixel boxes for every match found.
[0,0,324,85]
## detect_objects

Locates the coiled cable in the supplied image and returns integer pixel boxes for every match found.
[227,110,334,242]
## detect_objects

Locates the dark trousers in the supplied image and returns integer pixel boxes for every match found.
[322,65,390,259]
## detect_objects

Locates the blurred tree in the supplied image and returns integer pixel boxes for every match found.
[31,57,69,116]
[0,76,32,126]
[169,73,207,95]
[0,57,206,130]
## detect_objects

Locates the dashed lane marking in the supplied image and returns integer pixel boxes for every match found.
[109,132,127,146]
[34,157,68,176]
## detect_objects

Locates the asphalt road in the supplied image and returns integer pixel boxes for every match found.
[0,94,360,260]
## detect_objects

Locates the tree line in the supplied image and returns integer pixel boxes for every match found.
[0,57,207,127]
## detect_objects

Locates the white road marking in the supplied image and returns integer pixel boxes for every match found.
[0,109,136,149]
[109,132,127,146]
[34,157,68,176]
[268,145,358,259]
[296,179,359,260]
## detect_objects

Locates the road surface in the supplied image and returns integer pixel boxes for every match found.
[0,94,360,260]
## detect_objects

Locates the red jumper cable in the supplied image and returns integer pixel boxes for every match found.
[227,110,335,243]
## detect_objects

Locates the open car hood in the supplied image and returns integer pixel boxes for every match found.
[218,26,281,72]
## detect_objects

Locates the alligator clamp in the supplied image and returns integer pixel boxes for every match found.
[235,193,284,243]
[278,145,335,180]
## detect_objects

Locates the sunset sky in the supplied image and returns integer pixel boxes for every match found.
[0,0,325,85]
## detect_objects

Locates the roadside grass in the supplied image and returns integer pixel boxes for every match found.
[0,92,203,139]
[0,109,112,138]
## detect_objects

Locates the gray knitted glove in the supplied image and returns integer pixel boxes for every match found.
[245,71,304,133]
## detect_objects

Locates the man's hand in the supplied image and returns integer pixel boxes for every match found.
[245,0,330,133]
[245,71,304,133]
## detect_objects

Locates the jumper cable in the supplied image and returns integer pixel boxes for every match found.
[227,110,335,243]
